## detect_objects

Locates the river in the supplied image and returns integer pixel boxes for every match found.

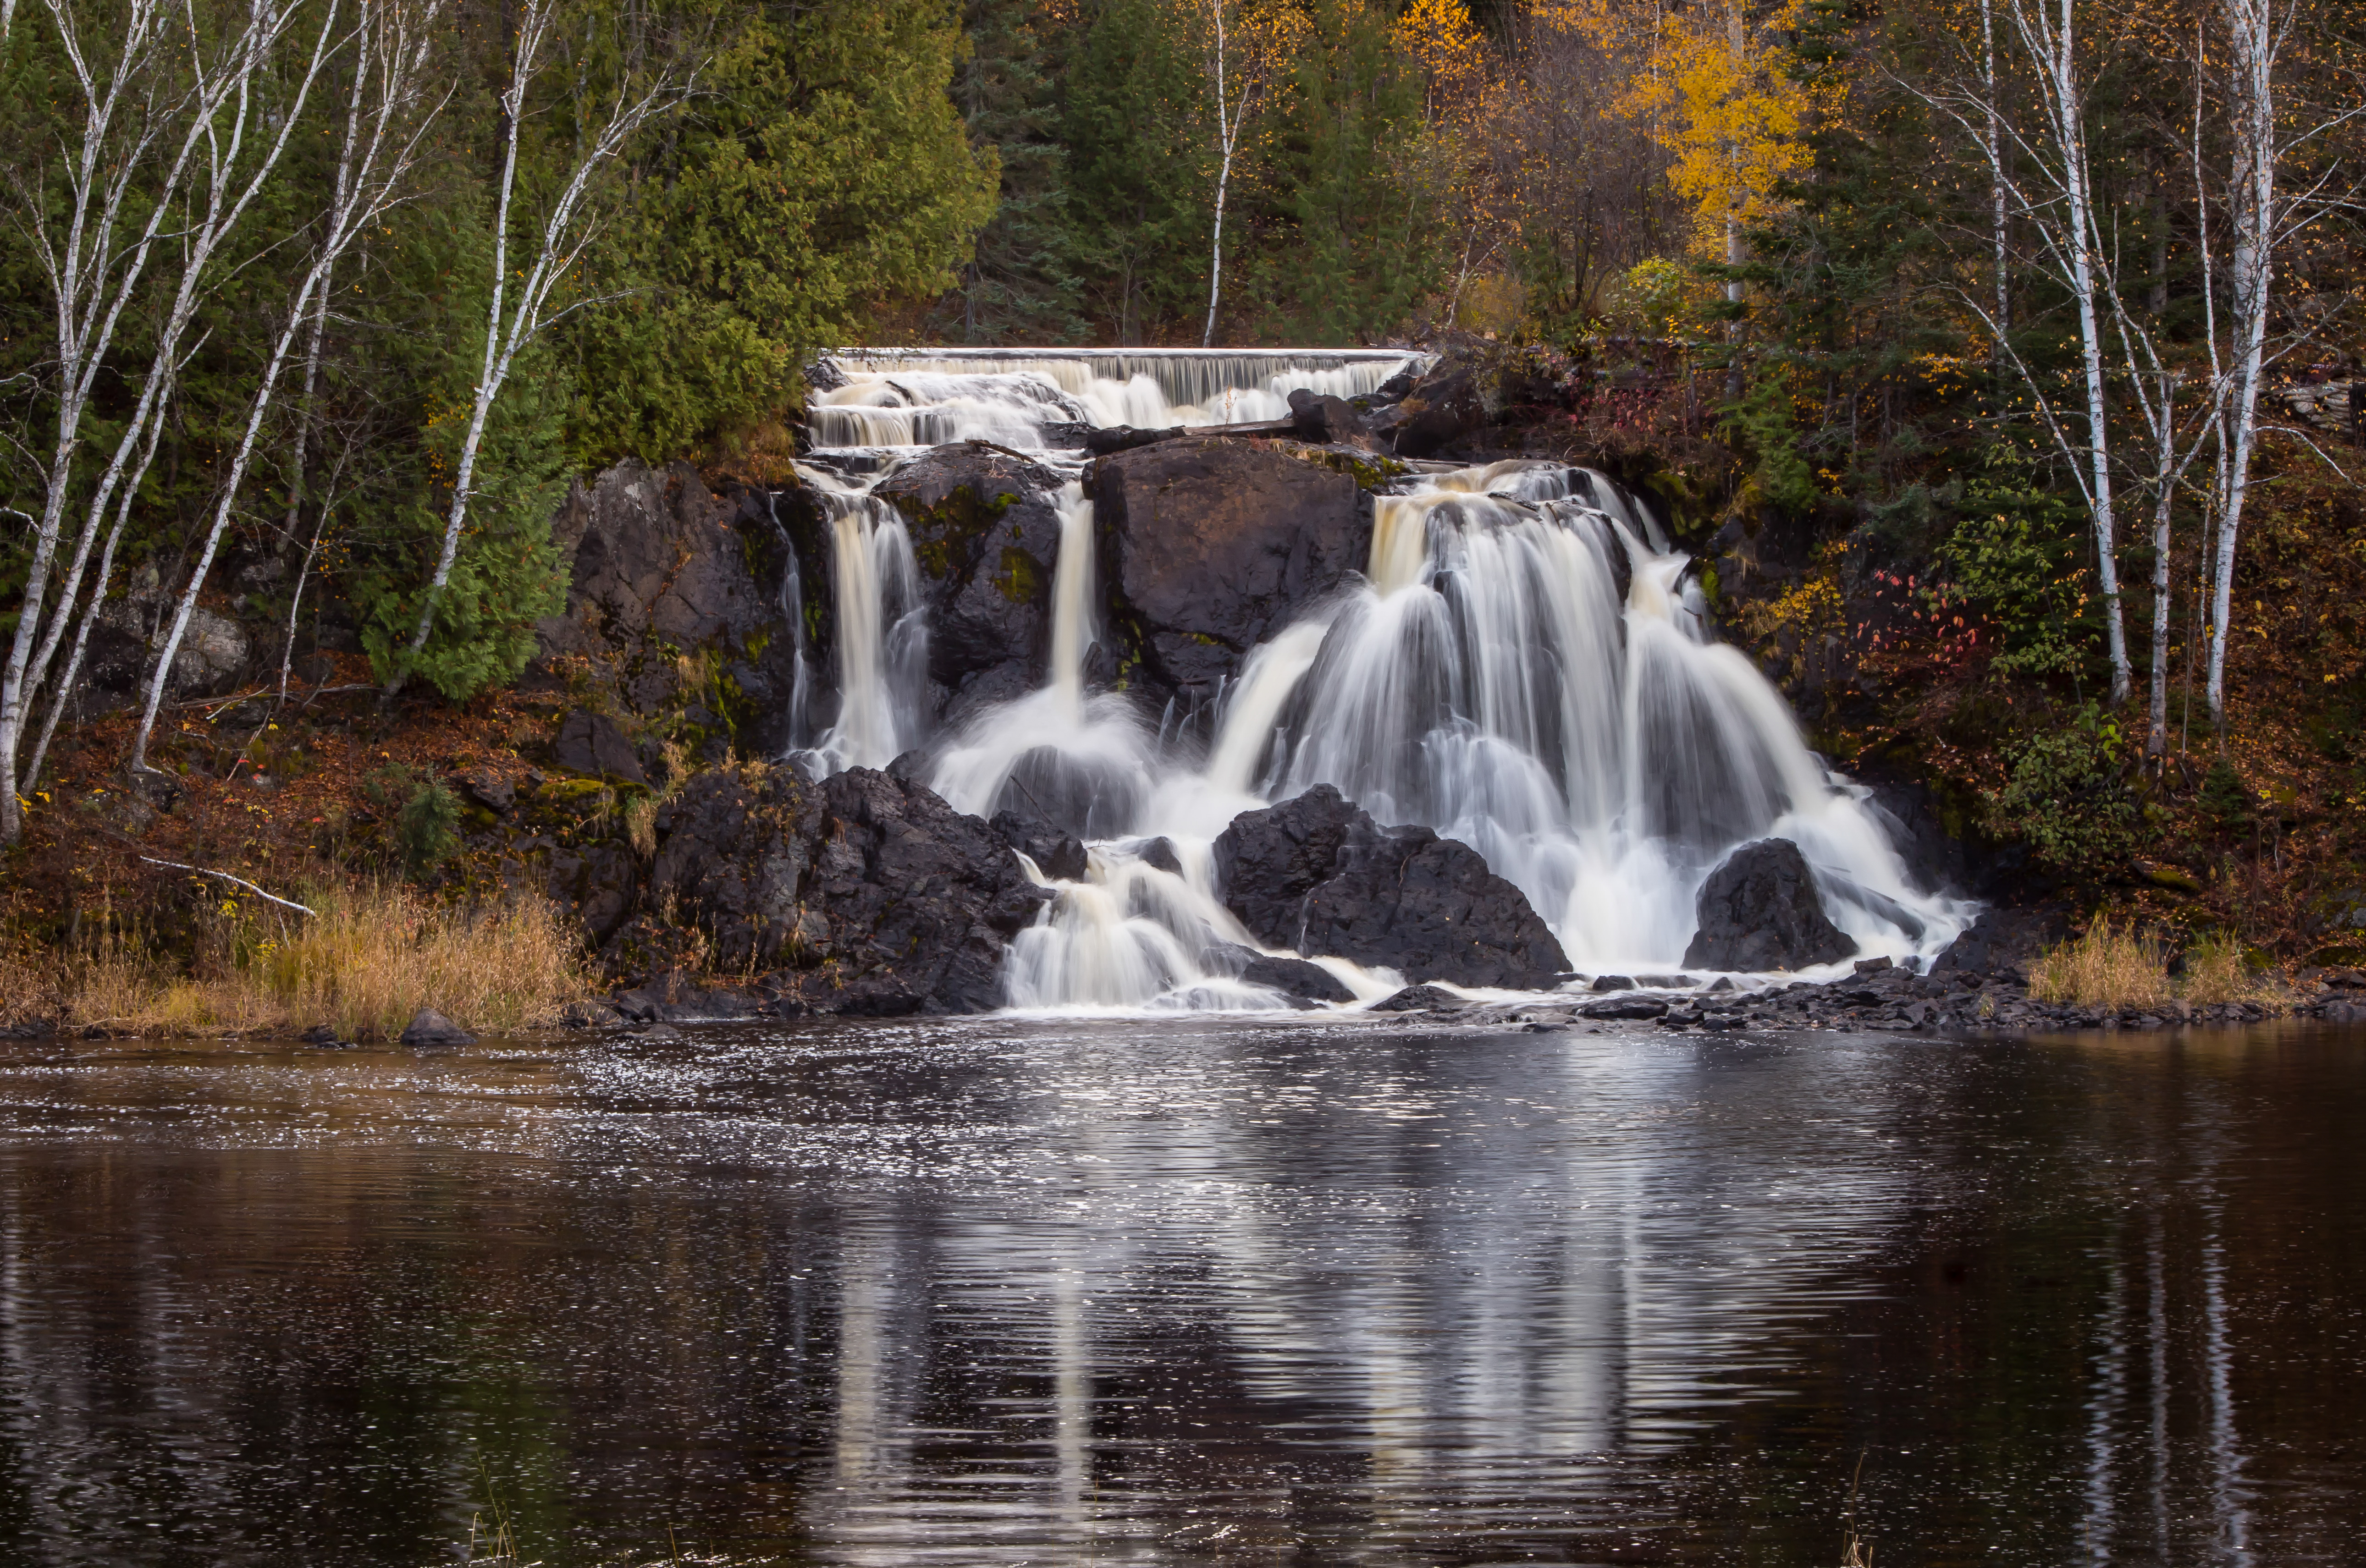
[2,1016,2360,1565]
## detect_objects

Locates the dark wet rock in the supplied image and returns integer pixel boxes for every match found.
[640,764,1049,1015]
[458,770,515,814]
[1590,974,1637,992]
[546,844,640,944]
[1930,908,2063,979]
[875,442,1070,722]
[638,1021,687,1041]
[1212,784,1569,990]
[533,460,800,749]
[1682,839,1854,972]
[1092,436,1371,702]
[1853,956,1893,976]
[399,1008,475,1047]
[1237,953,1355,1006]
[1581,995,1670,1020]
[552,711,646,785]
[1371,984,1463,1013]
[1707,975,1737,992]
[1287,388,1370,446]
[991,808,1089,883]
[299,1023,342,1047]
[559,1000,623,1029]
[1386,353,1486,459]
[1137,836,1184,876]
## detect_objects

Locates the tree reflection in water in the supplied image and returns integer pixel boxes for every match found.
[0,1018,2358,1566]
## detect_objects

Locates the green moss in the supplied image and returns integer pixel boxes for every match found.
[897,484,1017,580]
[994,547,1043,604]
[1280,442,1407,490]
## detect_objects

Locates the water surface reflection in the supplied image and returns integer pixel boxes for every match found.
[0,1018,2360,1565]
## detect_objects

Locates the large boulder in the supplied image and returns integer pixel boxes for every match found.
[1682,838,1855,972]
[1386,353,1487,459]
[639,762,1050,1014]
[533,460,801,753]
[1212,784,1568,990]
[1091,437,1371,702]
[873,441,1070,722]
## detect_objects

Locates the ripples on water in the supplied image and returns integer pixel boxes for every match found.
[0,1018,2361,1566]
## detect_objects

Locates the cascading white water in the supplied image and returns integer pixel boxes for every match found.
[914,456,1967,1009]
[810,348,1420,450]
[793,464,931,774]
[786,353,1967,1010]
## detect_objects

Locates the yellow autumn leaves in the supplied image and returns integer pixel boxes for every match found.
[1536,0,1814,253]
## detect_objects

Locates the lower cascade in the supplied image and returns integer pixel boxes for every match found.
[781,360,1969,1013]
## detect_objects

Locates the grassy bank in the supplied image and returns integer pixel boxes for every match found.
[2030,921,2286,1010]
[11,881,588,1041]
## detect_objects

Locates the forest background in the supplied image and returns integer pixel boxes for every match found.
[3,0,2365,960]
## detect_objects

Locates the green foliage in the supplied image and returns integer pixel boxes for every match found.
[1986,706,2139,879]
[339,209,573,703]
[1254,0,1442,343]
[363,764,462,877]
[1058,0,1211,341]
[568,0,999,461]
[926,0,1090,341]
[1724,372,1814,513]
[1938,456,2094,680]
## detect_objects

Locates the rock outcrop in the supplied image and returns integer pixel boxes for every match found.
[874,441,1070,722]
[533,460,802,755]
[1682,838,1855,971]
[637,762,1049,1014]
[1212,784,1568,990]
[1091,437,1371,702]
[1384,353,1487,458]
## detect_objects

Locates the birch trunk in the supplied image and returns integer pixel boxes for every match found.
[392,1,695,688]
[132,0,444,766]
[2205,0,2277,726]
[1201,0,1232,348]
[0,0,325,841]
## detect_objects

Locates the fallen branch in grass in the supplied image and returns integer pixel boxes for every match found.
[137,857,316,916]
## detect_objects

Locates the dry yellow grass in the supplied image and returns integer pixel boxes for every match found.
[2178,931,2284,1006]
[68,881,590,1041]
[2030,919,2173,1007]
[2031,920,2289,1010]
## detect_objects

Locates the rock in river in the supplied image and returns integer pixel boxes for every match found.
[1212,784,1569,990]
[1681,838,1855,972]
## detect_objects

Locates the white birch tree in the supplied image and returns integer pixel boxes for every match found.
[129,0,445,768]
[385,0,700,695]
[1188,0,1298,349]
[0,0,336,841]
[1924,0,2135,705]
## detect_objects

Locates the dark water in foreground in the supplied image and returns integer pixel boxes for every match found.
[0,1018,2361,1567]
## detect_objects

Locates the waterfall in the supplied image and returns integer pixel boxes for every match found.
[793,463,930,775]
[811,348,1420,450]
[786,356,1968,1010]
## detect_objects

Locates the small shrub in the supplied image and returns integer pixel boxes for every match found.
[1986,706,2139,879]
[2197,758,2253,832]
[2030,919,2171,1007]
[395,778,462,875]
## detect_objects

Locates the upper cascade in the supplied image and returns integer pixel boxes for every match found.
[806,347,1420,450]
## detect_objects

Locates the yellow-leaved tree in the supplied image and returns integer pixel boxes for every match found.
[1391,0,1505,324]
